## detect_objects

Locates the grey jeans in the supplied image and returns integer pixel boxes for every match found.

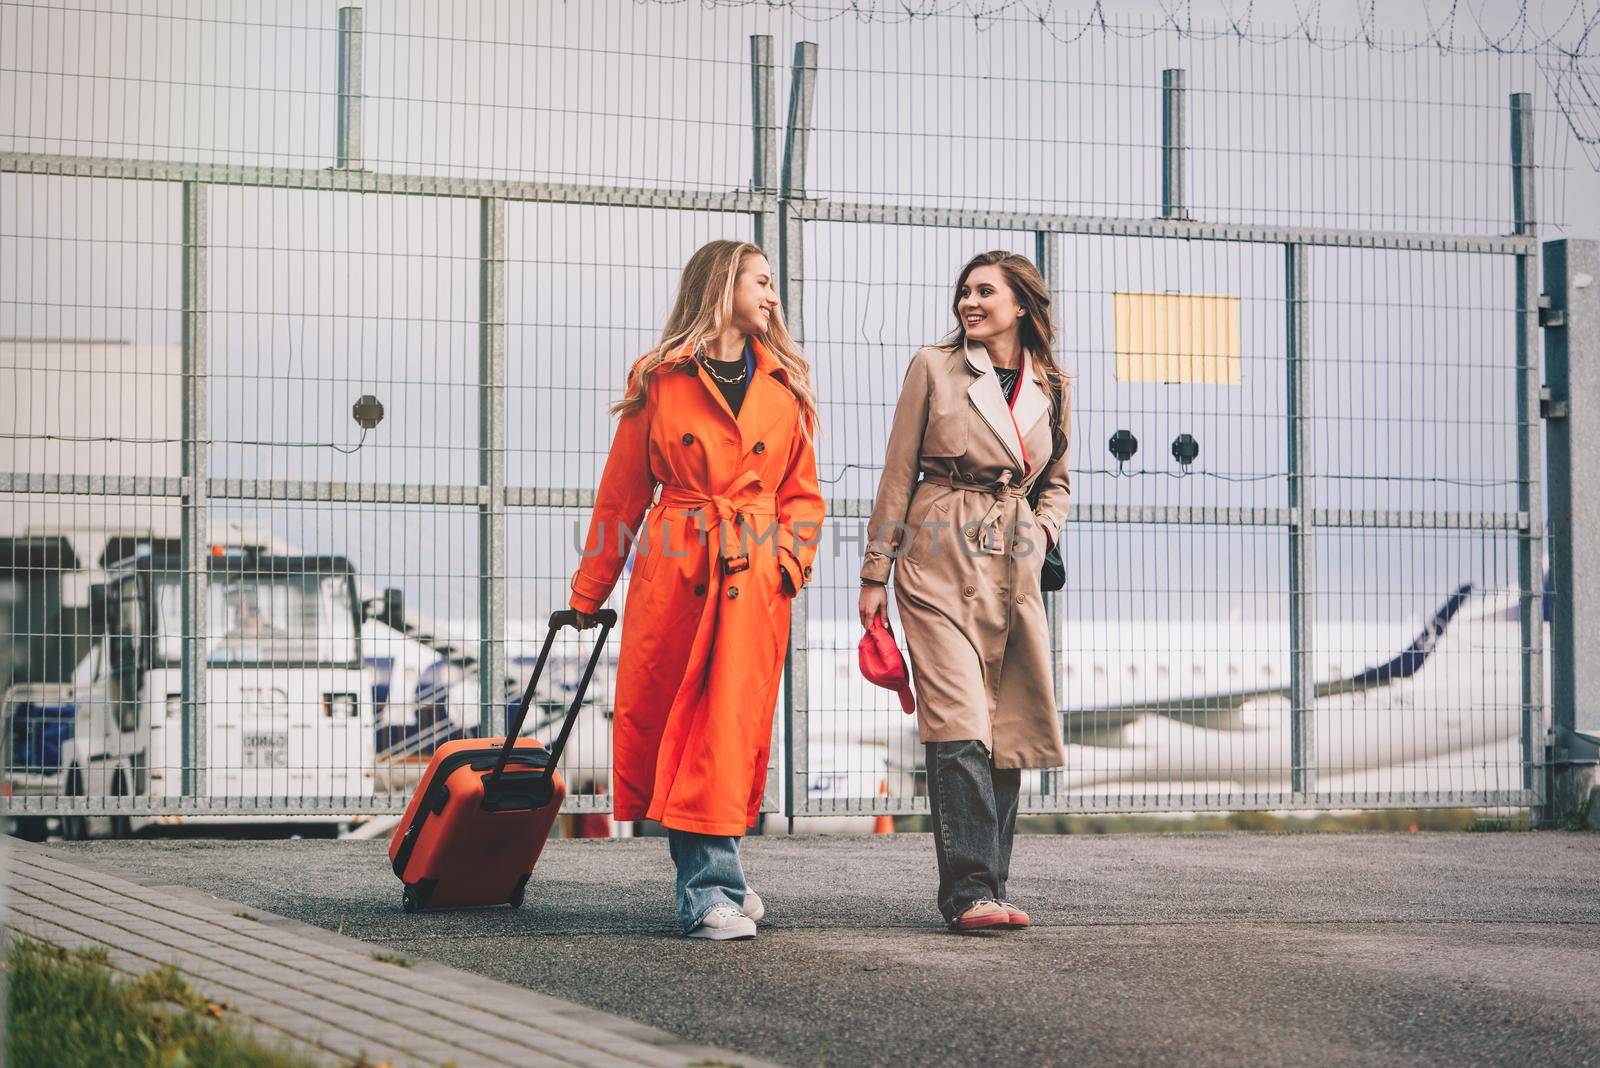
[925,740,1022,923]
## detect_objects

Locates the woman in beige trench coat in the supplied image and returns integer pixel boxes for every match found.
[859,250,1071,932]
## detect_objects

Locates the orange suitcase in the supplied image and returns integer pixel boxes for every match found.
[389,608,616,911]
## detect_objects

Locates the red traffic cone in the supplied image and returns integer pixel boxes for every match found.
[575,783,613,839]
[873,778,894,835]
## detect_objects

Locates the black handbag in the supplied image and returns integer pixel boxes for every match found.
[1029,374,1068,593]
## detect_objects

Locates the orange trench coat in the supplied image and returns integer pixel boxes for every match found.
[568,338,824,835]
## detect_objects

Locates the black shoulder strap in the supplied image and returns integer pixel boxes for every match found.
[1029,371,1068,508]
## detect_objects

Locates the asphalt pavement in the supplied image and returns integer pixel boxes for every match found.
[44,831,1600,1067]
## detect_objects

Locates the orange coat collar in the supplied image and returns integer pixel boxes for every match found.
[671,336,793,447]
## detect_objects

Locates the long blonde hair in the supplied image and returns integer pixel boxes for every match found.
[612,240,818,437]
[942,250,1071,400]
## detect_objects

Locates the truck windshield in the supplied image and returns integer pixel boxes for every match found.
[154,574,356,665]
[0,577,25,684]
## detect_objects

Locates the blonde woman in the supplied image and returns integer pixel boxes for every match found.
[570,240,824,941]
[859,250,1071,932]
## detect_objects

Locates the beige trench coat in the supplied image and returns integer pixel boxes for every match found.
[862,342,1071,769]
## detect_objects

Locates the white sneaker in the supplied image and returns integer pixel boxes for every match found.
[687,903,757,941]
[741,890,765,923]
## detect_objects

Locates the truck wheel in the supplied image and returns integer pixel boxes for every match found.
[508,873,530,909]
[107,770,133,839]
[402,885,420,913]
[61,767,88,841]
[9,817,49,842]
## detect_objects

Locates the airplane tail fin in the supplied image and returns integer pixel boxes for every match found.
[1343,582,1474,688]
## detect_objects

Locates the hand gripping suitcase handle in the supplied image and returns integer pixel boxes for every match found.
[485,608,617,794]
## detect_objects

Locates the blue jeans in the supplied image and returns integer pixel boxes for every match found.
[667,829,748,932]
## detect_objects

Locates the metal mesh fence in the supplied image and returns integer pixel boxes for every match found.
[1,0,1582,830]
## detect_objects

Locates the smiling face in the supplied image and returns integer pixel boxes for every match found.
[956,264,1025,343]
[730,252,780,336]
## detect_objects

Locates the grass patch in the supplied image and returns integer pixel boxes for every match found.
[371,951,412,968]
[232,911,260,922]
[5,937,316,1068]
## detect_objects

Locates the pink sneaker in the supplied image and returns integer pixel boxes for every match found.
[949,899,1012,932]
[997,900,1031,928]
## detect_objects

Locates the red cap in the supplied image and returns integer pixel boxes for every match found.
[859,616,916,715]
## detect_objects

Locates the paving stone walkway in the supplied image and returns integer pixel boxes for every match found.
[4,842,776,1068]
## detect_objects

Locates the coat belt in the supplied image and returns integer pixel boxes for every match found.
[658,472,778,573]
[919,470,1028,555]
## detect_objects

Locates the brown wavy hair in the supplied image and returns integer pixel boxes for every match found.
[942,249,1070,399]
[611,240,817,437]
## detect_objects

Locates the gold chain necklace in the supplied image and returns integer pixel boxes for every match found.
[698,350,748,386]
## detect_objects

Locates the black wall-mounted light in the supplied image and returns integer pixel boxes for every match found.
[1109,429,1139,463]
[1171,433,1199,469]
[353,394,385,430]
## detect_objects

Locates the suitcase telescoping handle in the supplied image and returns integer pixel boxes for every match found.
[485,608,617,795]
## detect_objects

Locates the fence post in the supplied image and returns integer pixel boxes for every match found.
[180,181,209,800]
[750,35,781,813]
[750,35,778,261]
[1542,237,1598,828]
[479,197,508,738]
[780,40,818,829]
[780,41,818,342]
[1286,242,1315,795]
[1161,68,1188,221]
[1035,229,1064,800]
[1510,92,1548,814]
[336,7,364,170]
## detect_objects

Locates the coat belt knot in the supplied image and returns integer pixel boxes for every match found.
[921,469,1028,555]
[659,471,778,570]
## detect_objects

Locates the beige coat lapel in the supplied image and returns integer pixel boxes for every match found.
[1012,352,1052,453]
[964,341,1041,472]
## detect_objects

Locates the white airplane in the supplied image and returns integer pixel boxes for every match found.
[801,581,1530,808]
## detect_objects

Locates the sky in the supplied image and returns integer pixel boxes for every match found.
[3,0,1598,630]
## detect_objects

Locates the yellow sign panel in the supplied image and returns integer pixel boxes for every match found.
[1113,292,1242,384]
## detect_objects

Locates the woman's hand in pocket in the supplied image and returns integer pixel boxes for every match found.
[859,583,888,629]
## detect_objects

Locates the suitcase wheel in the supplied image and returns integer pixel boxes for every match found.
[508,873,530,910]
[401,879,438,913]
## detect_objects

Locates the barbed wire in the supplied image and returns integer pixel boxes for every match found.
[1542,54,1600,165]
[637,0,1600,58]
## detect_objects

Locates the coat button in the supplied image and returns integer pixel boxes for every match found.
[964,526,978,540]
[727,586,741,599]
[1015,595,1026,605]
[803,565,812,578]
[682,433,695,446]
[693,583,706,596]
[963,585,976,597]
[753,441,766,454]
